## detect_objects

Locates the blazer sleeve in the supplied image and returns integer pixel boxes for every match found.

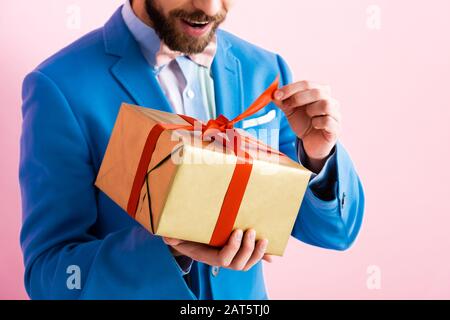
[276,55,365,251]
[19,71,196,299]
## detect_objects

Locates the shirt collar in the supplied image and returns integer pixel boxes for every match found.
[122,0,161,67]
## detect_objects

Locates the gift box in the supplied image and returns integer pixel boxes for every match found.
[95,77,311,256]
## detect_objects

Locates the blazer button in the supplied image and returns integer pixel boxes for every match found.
[211,266,220,277]
[341,192,346,208]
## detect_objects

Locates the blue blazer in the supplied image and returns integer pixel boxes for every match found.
[19,7,364,299]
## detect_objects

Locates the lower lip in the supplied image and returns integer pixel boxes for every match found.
[180,19,213,37]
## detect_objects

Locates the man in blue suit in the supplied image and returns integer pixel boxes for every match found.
[19,0,364,299]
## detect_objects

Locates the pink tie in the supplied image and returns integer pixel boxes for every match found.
[155,36,217,69]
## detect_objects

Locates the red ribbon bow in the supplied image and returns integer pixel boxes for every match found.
[127,76,281,246]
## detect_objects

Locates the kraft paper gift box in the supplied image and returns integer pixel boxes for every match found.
[95,78,311,256]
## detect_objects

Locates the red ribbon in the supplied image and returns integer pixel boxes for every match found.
[127,76,281,246]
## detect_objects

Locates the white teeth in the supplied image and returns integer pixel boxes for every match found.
[184,19,209,25]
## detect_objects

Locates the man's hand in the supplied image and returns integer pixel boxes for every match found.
[274,81,341,173]
[163,229,272,271]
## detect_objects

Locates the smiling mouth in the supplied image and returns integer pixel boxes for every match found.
[181,18,211,28]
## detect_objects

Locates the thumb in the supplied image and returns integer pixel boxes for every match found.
[272,92,289,114]
[163,237,184,246]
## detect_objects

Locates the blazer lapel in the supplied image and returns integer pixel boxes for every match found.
[103,8,173,114]
[211,30,244,127]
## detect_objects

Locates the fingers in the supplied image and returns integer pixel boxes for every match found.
[281,88,328,110]
[217,229,244,267]
[169,240,219,262]
[274,81,334,119]
[274,81,330,101]
[228,229,256,270]
[163,229,271,271]
[306,99,341,123]
[243,239,269,271]
[311,115,340,135]
[164,229,244,267]
[273,82,341,139]
[228,230,271,271]
[262,254,273,263]
[163,237,184,246]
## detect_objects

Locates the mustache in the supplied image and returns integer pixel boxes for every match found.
[170,9,227,23]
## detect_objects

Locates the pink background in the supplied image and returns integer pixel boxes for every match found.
[1,0,449,299]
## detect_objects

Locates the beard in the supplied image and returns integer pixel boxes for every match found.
[145,0,227,54]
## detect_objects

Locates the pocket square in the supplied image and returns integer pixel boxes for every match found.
[242,109,276,129]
